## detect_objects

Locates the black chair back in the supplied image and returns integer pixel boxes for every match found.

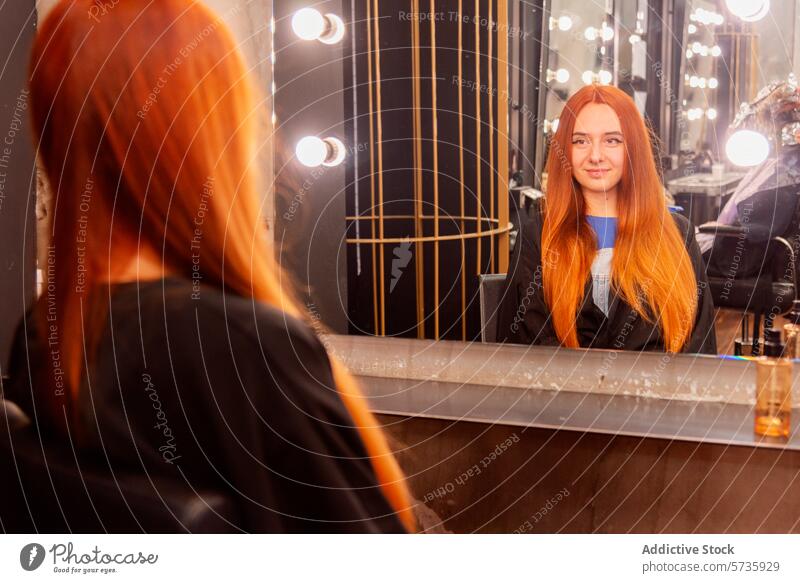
[478,274,507,343]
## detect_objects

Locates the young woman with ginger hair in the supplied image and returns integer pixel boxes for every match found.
[5,0,413,532]
[499,85,716,354]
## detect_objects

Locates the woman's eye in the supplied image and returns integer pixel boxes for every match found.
[572,138,587,145]
[606,137,622,145]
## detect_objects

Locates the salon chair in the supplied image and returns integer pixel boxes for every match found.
[698,187,800,354]
[0,398,239,533]
[479,273,507,343]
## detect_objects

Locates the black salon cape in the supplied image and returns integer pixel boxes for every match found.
[497,201,717,354]
[3,278,405,533]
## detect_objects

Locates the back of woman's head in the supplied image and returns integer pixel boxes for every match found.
[30,0,414,530]
[542,85,697,351]
[31,0,264,293]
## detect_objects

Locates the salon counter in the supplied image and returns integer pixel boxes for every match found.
[327,335,800,533]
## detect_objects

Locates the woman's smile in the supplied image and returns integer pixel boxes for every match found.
[585,168,610,178]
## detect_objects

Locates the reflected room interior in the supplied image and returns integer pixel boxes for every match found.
[272,0,800,357]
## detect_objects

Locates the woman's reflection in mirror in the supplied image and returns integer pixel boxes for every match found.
[498,84,717,354]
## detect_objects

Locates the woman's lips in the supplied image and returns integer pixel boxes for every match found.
[586,168,609,178]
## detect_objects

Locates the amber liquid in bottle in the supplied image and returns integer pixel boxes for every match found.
[754,358,792,438]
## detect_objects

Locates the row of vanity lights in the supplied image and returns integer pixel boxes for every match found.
[290,8,347,168]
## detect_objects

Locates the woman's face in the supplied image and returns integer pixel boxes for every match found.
[570,103,625,197]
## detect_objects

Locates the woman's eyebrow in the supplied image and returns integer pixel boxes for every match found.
[571,131,623,137]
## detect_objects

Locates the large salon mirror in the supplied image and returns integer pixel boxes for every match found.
[266,0,800,359]
[29,0,800,364]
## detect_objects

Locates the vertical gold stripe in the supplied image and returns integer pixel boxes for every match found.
[431,0,440,340]
[488,0,495,272]
[412,0,426,338]
[497,0,509,273]
[373,0,386,336]
[458,0,466,340]
[474,0,482,276]
[366,0,379,334]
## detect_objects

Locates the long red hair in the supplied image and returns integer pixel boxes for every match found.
[29,0,413,530]
[542,85,697,352]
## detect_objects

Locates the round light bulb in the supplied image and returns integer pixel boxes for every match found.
[296,136,328,167]
[582,70,595,85]
[601,23,614,42]
[711,45,722,57]
[725,0,770,22]
[555,68,570,83]
[709,77,719,89]
[686,49,693,59]
[726,130,769,166]
[629,34,642,44]
[598,70,612,85]
[557,15,573,31]
[707,108,718,120]
[698,77,707,88]
[688,24,697,34]
[584,27,597,41]
[689,76,699,88]
[292,9,345,44]
[292,8,326,41]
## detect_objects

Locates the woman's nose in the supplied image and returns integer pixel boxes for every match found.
[589,141,603,163]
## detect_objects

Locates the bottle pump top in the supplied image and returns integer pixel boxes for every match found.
[763,328,785,358]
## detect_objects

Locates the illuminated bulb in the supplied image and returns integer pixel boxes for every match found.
[711,45,722,57]
[709,77,719,89]
[686,49,693,59]
[691,41,702,54]
[292,8,325,40]
[582,70,595,84]
[707,108,718,120]
[557,15,573,31]
[688,24,697,34]
[629,34,642,44]
[726,129,769,166]
[689,76,700,88]
[699,45,709,56]
[547,68,570,83]
[584,26,597,41]
[598,70,612,85]
[291,8,345,44]
[601,22,614,42]
[725,0,770,22]
[698,77,707,88]
[295,136,346,167]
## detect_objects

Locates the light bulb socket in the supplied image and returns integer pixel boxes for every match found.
[318,14,345,44]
